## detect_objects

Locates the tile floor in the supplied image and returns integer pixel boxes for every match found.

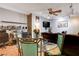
[0,45,18,56]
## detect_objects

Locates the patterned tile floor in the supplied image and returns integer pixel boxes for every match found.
[0,45,44,56]
[0,45,19,56]
[0,44,60,56]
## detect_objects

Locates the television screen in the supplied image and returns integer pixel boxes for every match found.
[43,21,50,28]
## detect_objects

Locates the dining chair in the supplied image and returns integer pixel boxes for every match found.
[57,33,65,55]
[44,33,64,56]
[20,41,38,56]
[18,38,39,56]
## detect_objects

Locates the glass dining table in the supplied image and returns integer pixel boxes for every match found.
[44,43,61,56]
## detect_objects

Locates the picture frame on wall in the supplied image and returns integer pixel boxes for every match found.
[57,21,68,28]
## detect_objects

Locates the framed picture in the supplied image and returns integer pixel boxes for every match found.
[57,21,68,28]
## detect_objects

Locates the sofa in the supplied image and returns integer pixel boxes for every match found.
[0,30,9,47]
[62,34,79,56]
[41,32,58,43]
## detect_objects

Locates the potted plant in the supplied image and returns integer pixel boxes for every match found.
[33,28,40,38]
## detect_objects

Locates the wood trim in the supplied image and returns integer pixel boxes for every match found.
[27,13,32,38]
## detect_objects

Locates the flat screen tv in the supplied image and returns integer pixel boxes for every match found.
[43,21,50,28]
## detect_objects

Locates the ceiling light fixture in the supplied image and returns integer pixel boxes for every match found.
[69,3,75,18]
[70,3,74,15]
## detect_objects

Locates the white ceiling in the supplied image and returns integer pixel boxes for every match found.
[0,3,79,18]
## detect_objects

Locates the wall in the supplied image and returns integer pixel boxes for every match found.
[32,14,50,38]
[50,16,79,34]
[32,14,79,38]
[0,8,27,27]
[40,17,51,32]
[32,14,79,37]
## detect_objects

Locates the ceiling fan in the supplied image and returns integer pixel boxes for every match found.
[48,8,62,16]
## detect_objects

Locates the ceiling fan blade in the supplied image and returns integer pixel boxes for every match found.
[52,13,58,16]
[52,10,62,13]
[48,8,52,11]
[48,8,62,16]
